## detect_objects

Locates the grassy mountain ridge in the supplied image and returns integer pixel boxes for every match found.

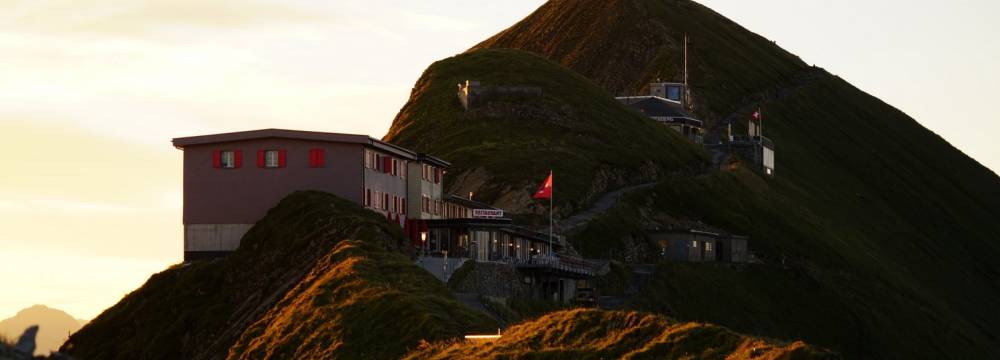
[405,308,838,359]
[383,48,707,216]
[59,191,833,359]
[473,0,808,127]
[62,191,495,359]
[380,0,1000,357]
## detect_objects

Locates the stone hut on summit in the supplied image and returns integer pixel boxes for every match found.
[457,80,543,110]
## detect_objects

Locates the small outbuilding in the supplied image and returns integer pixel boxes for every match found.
[648,228,749,263]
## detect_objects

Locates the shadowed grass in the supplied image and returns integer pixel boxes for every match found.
[404,309,838,360]
[63,191,495,360]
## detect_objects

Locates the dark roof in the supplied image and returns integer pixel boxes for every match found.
[444,194,499,210]
[617,96,698,119]
[647,228,721,237]
[422,218,554,245]
[171,128,419,160]
[418,154,451,168]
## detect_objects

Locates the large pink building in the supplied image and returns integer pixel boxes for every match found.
[172,129,447,261]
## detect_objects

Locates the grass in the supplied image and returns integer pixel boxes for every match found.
[403,308,838,359]
[383,48,708,220]
[63,191,495,360]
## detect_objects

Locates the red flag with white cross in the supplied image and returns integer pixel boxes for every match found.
[533,171,553,200]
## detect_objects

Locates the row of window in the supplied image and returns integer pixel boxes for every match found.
[212,149,325,169]
[690,240,713,251]
[364,150,406,178]
[365,188,406,214]
[421,164,443,184]
[422,195,443,215]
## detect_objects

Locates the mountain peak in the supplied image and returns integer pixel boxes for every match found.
[1,304,83,356]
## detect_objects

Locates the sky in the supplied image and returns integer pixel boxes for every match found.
[0,0,997,321]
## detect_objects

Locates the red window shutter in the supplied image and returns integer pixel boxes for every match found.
[234,150,243,168]
[314,149,325,167]
[383,157,392,174]
[257,150,265,168]
[434,168,440,183]
[278,150,287,168]
[212,151,221,168]
[307,149,317,168]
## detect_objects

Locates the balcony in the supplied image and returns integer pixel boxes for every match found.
[495,255,594,277]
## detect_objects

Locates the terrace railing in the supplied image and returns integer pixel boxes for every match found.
[494,255,594,276]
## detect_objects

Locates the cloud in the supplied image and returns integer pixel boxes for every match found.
[1,0,331,38]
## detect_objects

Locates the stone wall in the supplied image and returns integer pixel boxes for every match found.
[449,261,532,299]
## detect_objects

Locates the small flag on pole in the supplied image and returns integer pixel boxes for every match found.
[533,172,553,199]
[752,108,762,122]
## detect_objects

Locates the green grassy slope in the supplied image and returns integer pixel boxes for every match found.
[404,308,838,359]
[62,191,495,360]
[384,49,707,217]
[407,0,1000,357]
[473,0,807,126]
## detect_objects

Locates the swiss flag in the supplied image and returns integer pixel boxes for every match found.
[533,171,553,200]
[752,108,762,122]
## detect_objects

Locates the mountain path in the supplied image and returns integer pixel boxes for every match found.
[560,182,658,231]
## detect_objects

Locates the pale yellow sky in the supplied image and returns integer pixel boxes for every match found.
[1,0,997,321]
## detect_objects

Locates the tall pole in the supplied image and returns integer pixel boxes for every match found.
[760,105,764,138]
[684,34,690,111]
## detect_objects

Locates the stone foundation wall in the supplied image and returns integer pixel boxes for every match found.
[449,261,532,299]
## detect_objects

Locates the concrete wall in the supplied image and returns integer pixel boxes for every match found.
[362,149,408,224]
[184,224,253,253]
[406,161,444,219]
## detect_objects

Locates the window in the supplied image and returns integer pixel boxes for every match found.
[401,198,406,215]
[383,193,389,211]
[691,240,698,248]
[705,242,713,251]
[392,195,398,213]
[365,188,372,207]
[217,150,237,169]
[258,149,285,168]
[667,85,682,101]
[265,150,279,167]
[382,156,392,174]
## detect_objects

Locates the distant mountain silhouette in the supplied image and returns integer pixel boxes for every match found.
[0,305,84,356]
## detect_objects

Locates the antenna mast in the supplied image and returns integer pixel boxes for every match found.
[684,34,688,87]
[684,34,691,110]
